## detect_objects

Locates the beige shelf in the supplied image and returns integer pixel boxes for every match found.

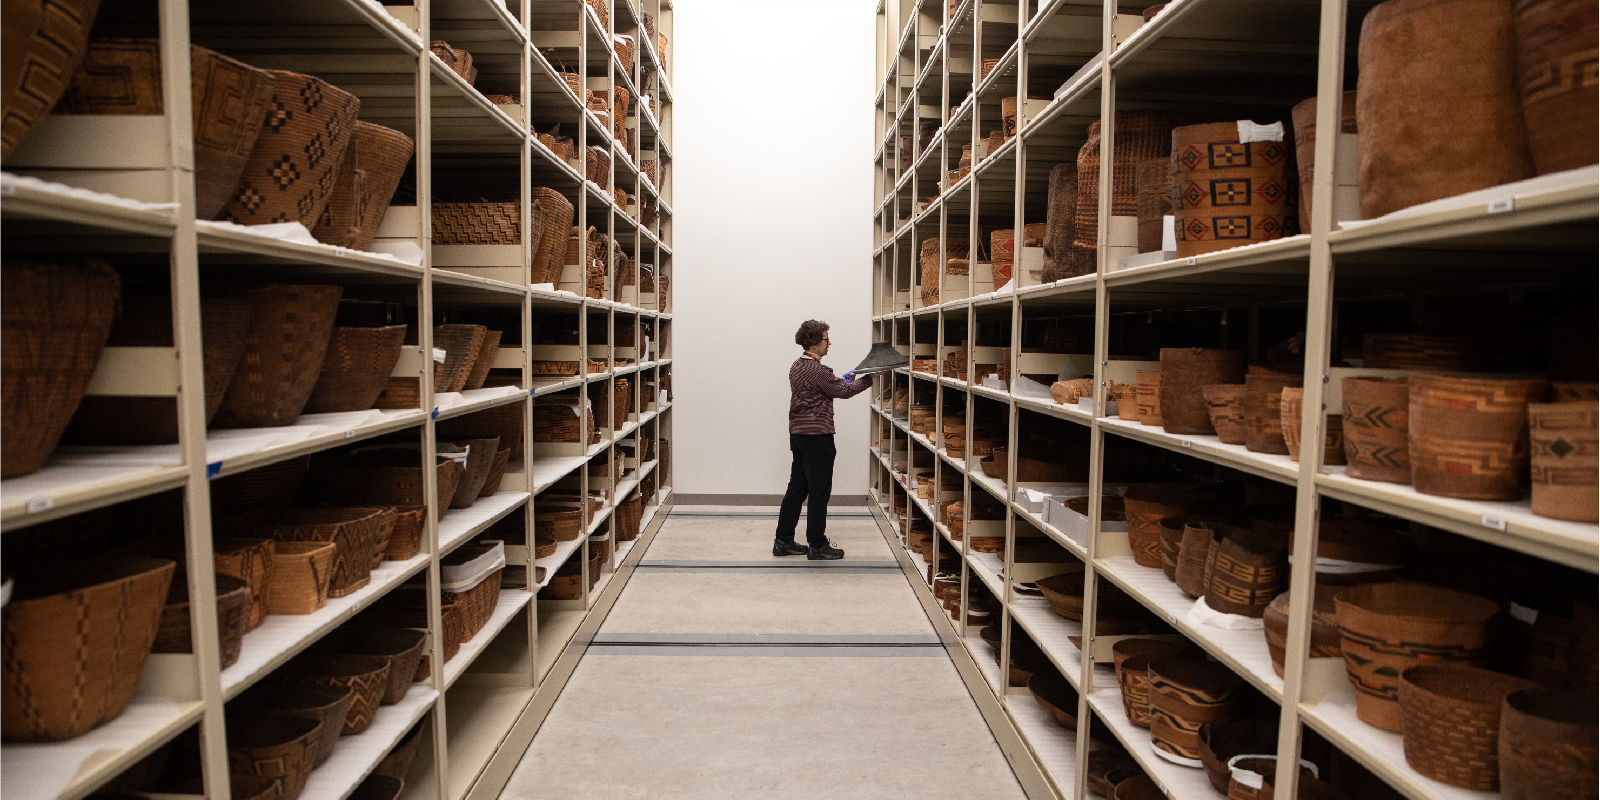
[0,694,205,800]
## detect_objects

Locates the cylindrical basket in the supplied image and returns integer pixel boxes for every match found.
[1245,370,1302,455]
[1408,374,1548,500]
[1136,157,1173,253]
[1205,528,1286,618]
[1148,658,1245,765]
[1514,0,1599,175]
[1,557,176,742]
[1356,0,1535,218]
[1527,400,1597,521]
[1499,687,1600,800]
[1123,485,1209,569]
[1334,582,1503,732]
[212,284,344,429]
[1399,665,1541,790]
[1202,384,1250,445]
[1263,584,1343,677]
[1340,376,1411,483]
[1290,91,1357,234]
[1076,111,1197,248]
[1136,370,1163,427]
[1171,121,1299,258]
[1160,349,1247,435]
[1,260,121,477]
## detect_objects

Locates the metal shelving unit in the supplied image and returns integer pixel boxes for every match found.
[0,2,675,800]
[867,0,1598,798]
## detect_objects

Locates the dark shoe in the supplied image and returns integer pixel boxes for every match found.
[773,539,808,557]
[808,539,845,560]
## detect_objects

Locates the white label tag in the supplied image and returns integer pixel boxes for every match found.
[1186,257,1197,266]
[1182,440,1193,448]
[1481,514,1508,531]
[25,498,53,513]
[1509,602,1539,625]
[1236,120,1285,143]
[1488,198,1515,214]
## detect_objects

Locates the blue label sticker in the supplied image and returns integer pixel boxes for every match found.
[206,461,223,479]
[431,408,440,420]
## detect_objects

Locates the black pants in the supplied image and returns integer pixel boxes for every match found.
[776,434,835,547]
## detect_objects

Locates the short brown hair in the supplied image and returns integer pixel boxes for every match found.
[795,320,829,349]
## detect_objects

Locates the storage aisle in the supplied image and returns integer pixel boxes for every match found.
[500,507,1029,799]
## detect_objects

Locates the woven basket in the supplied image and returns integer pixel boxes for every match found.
[231,683,353,768]
[1399,665,1541,790]
[1135,370,1163,427]
[1244,370,1301,455]
[587,146,612,183]
[613,35,635,70]
[57,39,276,219]
[1158,513,1224,583]
[1200,718,1279,793]
[1528,400,1598,522]
[213,284,343,429]
[378,505,427,562]
[1123,485,1207,568]
[1,260,120,477]
[545,551,587,599]
[312,121,414,250]
[433,203,520,246]
[1500,687,1600,799]
[277,653,391,735]
[373,722,425,780]
[434,324,488,394]
[1175,520,1220,597]
[63,294,252,446]
[1,556,175,742]
[214,537,276,631]
[305,325,407,414]
[537,507,584,541]
[585,0,609,31]
[268,507,389,598]
[443,544,504,640]
[1205,528,1286,618]
[1409,374,1548,501]
[445,437,500,508]
[351,775,403,800]
[1160,349,1247,435]
[616,492,643,541]
[358,598,462,681]
[1340,376,1411,483]
[1171,121,1298,258]
[266,541,337,615]
[1028,669,1079,729]
[307,454,464,522]
[154,572,250,669]
[439,401,525,463]
[313,627,426,706]
[224,714,321,800]
[1290,91,1358,233]
[1136,158,1173,253]
[1263,585,1343,678]
[210,459,308,522]
[1281,388,1346,465]
[1335,582,1503,732]
[532,187,575,283]
[462,330,502,392]
[1114,775,1163,800]
[1198,384,1250,445]
[0,0,103,160]
[430,40,477,85]
[1514,0,1598,174]
[1076,111,1198,248]
[1364,333,1480,370]
[1147,658,1246,763]
[220,70,360,228]
[1357,0,1534,218]
[477,448,513,498]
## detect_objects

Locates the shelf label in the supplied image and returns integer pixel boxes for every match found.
[25,497,53,513]
[1480,514,1507,531]
[1186,257,1197,266]
[1487,198,1515,214]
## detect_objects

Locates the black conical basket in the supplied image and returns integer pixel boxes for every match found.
[853,341,907,375]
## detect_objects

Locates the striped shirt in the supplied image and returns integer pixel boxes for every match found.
[789,354,871,435]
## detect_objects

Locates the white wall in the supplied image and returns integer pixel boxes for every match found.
[671,0,877,497]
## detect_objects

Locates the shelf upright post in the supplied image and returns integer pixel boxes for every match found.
[415,3,453,798]
[1073,0,1120,793]
[158,0,228,795]
[1272,0,1351,794]
[519,0,540,696]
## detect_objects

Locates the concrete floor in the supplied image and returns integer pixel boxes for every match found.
[499,509,1029,800]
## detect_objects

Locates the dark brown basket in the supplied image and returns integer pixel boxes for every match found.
[373,722,425,780]
[214,537,276,631]
[1399,665,1541,790]
[445,437,501,508]
[382,506,428,561]
[212,284,344,429]
[443,544,504,640]
[0,0,103,160]
[1500,687,1600,800]
[224,714,321,800]
[1515,0,1598,175]
[211,456,309,520]
[154,572,251,669]
[434,324,488,393]
[351,774,404,800]
[537,507,584,541]
[56,39,276,220]
[266,507,390,598]
[479,448,513,497]
[1263,584,1343,678]
[1409,374,1548,501]
[312,453,464,522]
[462,330,503,391]
[1,557,175,742]
[305,325,408,413]
[230,683,354,768]
[1244,370,1302,455]
[1335,582,1503,732]
[1123,485,1208,569]
[1027,669,1079,728]
[358,598,463,681]
[311,121,413,250]
[63,295,253,445]
[1341,376,1411,483]
[544,552,586,600]
[1136,157,1173,253]
[1,260,120,478]
[534,535,558,559]
[1200,717,1279,793]
[433,203,518,245]
[438,401,525,462]
[312,627,427,705]
[220,70,361,229]
[1202,384,1250,445]
[1160,348,1247,435]
[1077,111,1199,248]
[1147,657,1245,763]
[275,653,391,735]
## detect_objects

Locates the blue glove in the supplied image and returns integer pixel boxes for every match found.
[843,370,857,382]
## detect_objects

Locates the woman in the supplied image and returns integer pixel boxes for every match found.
[773,319,873,560]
